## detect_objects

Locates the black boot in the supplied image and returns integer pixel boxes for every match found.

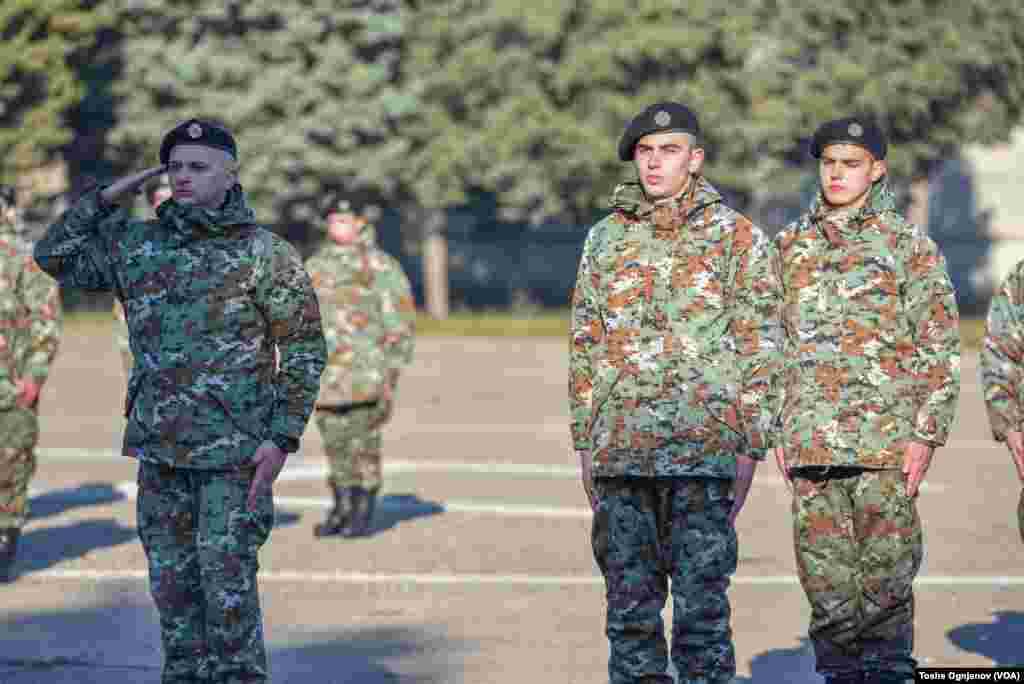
[345,487,378,537]
[0,528,20,583]
[313,486,354,538]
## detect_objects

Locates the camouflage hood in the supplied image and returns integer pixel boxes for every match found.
[608,175,722,223]
[808,177,898,242]
[155,183,256,243]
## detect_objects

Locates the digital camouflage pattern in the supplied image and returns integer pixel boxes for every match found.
[792,469,922,678]
[591,477,737,684]
[305,215,415,408]
[315,404,388,490]
[773,179,961,468]
[569,176,784,479]
[305,212,414,488]
[137,461,274,682]
[979,262,1024,544]
[34,186,327,469]
[0,214,61,528]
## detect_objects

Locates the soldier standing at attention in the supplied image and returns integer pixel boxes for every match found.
[773,118,961,684]
[0,184,62,582]
[113,173,171,375]
[306,200,415,539]
[34,119,326,683]
[570,102,783,684]
[980,258,1024,545]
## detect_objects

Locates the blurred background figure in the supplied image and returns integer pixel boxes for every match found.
[0,184,62,582]
[112,173,170,376]
[306,199,415,539]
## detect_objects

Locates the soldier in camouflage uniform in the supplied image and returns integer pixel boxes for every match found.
[570,102,783,684]
[113,174,171,375]
[306,200,415,538]
[773,118,961,684]
[0,184,62,582]
[980,261,1024,545]
[34,119,326,683]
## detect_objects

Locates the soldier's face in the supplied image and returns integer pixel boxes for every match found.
[167,145,237,210]
[819,144,886,210]
[634,132,704,200]
[326,212,361,245]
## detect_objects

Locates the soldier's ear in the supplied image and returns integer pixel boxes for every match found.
[870,158,887,182]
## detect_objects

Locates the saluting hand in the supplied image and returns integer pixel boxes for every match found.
[247,440,287,512]
[902,441,934,498]
[100,165,168,205]
[1006,431,1024,484]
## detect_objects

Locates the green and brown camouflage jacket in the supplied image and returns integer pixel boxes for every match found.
[774,179,960,468]
[569,176,784,479]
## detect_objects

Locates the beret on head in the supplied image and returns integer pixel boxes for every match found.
[618,102,701,162]
[160,118,238,164]
[810,116,887,160]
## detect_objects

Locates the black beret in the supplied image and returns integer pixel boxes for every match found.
[618,102,701,162]
[810,117,887,160]
[160,118,238,165]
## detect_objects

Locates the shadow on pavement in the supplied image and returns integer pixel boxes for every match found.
[734,637,823,683]
[0,590,462,683]
[13,519,138,579]
[947,611,1024,667]
[29,482,126,520]
[294,492,445,538]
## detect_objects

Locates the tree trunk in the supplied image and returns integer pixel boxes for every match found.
[422,209,449,319]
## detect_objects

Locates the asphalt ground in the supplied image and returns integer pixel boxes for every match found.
[1,327,1022,683]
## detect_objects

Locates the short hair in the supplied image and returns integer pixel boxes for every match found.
[0,185,15,211]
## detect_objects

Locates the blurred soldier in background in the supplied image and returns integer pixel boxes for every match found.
[980,259,1024,545]
[306,200,415,539]
[112,173,172,375]
[570,103,783,684]
[34,118,325,683]
[0,184,62,582]
[773,118,960,684]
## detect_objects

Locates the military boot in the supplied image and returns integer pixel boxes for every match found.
[345,487,378,537]
[0,528,21,583]
[313,486,354,538]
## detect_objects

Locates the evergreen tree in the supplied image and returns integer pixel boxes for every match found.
[403,0,1024,223]
[106,0,414,244]
[0,1,108,183]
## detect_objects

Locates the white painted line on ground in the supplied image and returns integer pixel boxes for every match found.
[24,569,1024,588]
[112,482,593,519]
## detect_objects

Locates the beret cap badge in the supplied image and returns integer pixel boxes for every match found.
[187,122,203,139]
[848,122,864,138]
[654,110,672,127]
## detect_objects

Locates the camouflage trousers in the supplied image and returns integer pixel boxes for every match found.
[137,462,275,684]
[791,467,923,679]
[591,476,738,684]
[0,446,35,529]
[315,403,385,490]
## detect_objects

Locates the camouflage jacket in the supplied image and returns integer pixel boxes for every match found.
[569,177,784,479]
[0,221,61,448]
[305,219,415,407]
[981,260,1024,442]
[773,179,960,468]
[34,186,326,469]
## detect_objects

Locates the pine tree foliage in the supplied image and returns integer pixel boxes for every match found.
[0,1,108,181]
[106,0,413,241]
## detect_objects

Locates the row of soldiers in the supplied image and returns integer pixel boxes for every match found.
[0,118,413,683]
[570,103,1024,684]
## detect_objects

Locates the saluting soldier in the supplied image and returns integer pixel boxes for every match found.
[34,119,326,683]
